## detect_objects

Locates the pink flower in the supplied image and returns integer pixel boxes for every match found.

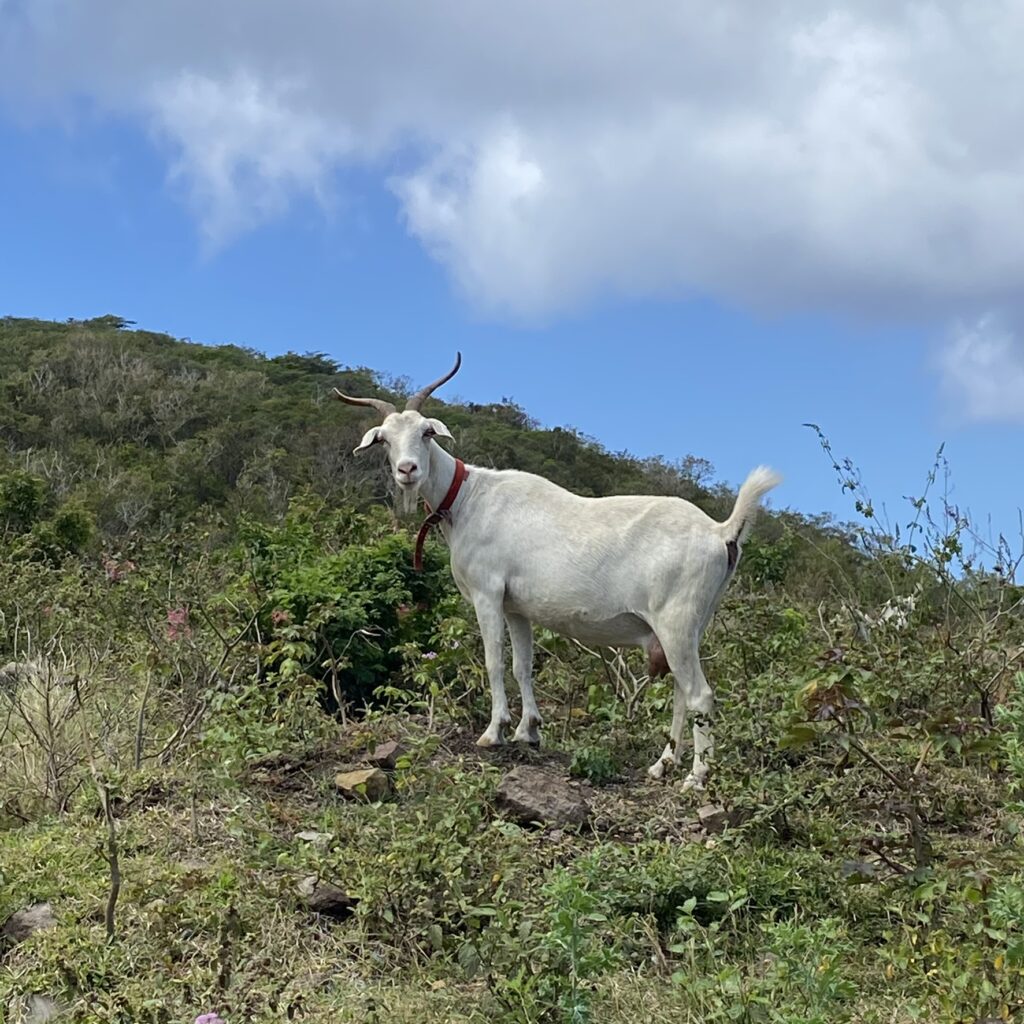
[271,608,291,626]
[166,606,192,641]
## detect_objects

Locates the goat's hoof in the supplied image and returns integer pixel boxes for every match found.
[680,772,707,793]
[647,761,669,781]
[475,731,505,748]
[512,725,542,746]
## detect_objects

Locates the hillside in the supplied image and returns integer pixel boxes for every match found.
[0,315,730,530]
[0,316,1022,1023]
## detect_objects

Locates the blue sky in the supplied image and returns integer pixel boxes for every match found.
[1,2,1022,558]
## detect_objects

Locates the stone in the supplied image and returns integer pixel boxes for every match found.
[494,766,591,828]
[840,859,878,882]
[368,739,406,770]
[25,994,63,1022]
[296,875,358,919]
[334,767,391,801]
[295,830,333,848]
[697,804,729,834]
[2,902,57,945]
[5,993,65,1023]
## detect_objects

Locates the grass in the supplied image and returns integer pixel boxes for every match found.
[3,676,1023,1024]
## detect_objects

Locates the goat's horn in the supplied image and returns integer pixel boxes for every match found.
[332,390,397,418]
[405,352,462,412]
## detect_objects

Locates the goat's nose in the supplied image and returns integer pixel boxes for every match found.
[397,460,418,476]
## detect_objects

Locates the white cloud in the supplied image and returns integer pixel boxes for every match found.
[940,315,1024,424]
[4,1,1024,355]
[149,71,351,246]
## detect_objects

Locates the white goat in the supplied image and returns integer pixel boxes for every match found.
[336,356,780,790]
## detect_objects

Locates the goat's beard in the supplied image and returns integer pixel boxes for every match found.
[397,481,421,516]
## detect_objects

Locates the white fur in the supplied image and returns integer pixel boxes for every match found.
[354,408,781,789]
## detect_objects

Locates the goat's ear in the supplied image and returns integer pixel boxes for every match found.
[353,427,382,455]
[425,418,453,442]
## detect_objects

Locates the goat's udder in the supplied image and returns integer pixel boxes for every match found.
[647,636,671,679]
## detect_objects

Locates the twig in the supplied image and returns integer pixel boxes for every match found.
[71,677,121,942]
[133,669,155,770]
[97,782,121,941]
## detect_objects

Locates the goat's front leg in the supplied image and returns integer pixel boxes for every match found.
[473,594,512,747]
[506,613,542,744]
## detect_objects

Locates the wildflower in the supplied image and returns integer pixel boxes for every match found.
[194,1015,226,1024]
[422,651,438,660]
[270,608,291,626]
[166,606,192,641]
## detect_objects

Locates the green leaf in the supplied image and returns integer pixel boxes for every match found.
[779,724,818,749]
[458,941,481,978]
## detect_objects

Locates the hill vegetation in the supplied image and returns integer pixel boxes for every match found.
[0,315,1022,1023]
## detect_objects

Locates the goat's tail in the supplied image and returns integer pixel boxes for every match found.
[718,466,782,545]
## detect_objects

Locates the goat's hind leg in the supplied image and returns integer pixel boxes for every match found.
[647,663,689,781]
[473,594,512,747]
[646,634,679,780]
[646,631,714,791]
[680,656,714,792]
[506,613,542,744]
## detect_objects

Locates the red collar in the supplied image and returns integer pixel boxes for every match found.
[414,459,468,571]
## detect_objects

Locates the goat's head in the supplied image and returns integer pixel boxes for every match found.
[337,354,461,509]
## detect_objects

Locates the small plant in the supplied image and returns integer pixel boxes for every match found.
[569,744,619,786]
[491,869,622,1024]
[782,663,933,869]
[997,671,1024,807]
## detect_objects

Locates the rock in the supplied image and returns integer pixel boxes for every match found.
[296,875,358,919]
[334,767,391,801]
[5,993,65,1023]
[25,994,63,1022]
[695,804,751,834]
[295,830,333,848]
[368,739,406,770]
[2,902,57,944]
[697,804,729,834]
[841,859,878,882]
[495,766,591,828]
